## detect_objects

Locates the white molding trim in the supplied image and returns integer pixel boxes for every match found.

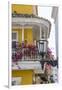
[12,26,33,29]
[12,17,51,38]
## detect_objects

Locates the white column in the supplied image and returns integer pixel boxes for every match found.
[22,26,24,42]
[22,26,24,60]
[40,25,42,40]
[32,6,38,15]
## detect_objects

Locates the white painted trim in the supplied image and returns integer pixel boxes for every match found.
[12,17,50,28]
[12,61,42,70]
[12,26,33,29]
[8,2,11,88]
[12,17,51,38]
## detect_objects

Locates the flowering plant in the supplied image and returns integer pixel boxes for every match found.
[47,48,54,60]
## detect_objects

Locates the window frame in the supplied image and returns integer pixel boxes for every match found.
[12,31,18,42]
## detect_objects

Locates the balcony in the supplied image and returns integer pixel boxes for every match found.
[12,13,51,39]
[12,13,57,70]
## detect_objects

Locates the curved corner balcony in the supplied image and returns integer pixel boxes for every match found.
[12,13,51,39]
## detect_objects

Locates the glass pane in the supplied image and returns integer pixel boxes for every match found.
[39,43,44,52]
[42,30,44,38]
[12,32,17,40]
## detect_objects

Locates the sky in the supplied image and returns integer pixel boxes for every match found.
[38,6,56,58]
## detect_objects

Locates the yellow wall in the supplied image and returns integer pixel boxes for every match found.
[12,4,33,14]
[12,28,33,44]
[12,70,33,85]
[12,4,34,44]
[24,28,33,44]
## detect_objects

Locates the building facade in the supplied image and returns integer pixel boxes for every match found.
[11,4,58,85]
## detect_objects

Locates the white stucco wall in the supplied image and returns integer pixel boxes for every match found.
[51,7,58,59]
